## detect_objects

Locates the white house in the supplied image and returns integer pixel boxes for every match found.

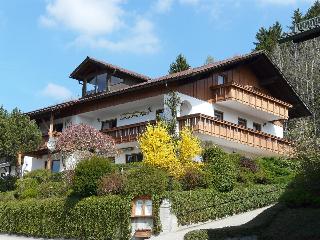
[22,51,310,173]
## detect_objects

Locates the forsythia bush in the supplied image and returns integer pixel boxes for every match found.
[178,128,202,169]
[139,122,182,177]
[139,122,202,178]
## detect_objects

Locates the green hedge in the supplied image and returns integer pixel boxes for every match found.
[169,184,285,225]
[0,195,131,240]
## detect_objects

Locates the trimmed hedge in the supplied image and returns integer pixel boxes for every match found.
[169,184,286,225]
[0,195,131,240]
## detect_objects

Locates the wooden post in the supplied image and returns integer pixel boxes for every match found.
[47,113,54,170]
[82,78,87,97]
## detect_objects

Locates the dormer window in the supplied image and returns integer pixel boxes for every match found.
[86,73,108,95]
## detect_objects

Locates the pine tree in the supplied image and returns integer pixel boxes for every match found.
[304,0,320,19]
[290,8,303,31]
[254,22,282,52]
[169,54,191,74]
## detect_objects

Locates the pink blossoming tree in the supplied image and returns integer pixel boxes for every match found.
[55,124,117,169]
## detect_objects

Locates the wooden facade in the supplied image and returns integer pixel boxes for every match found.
[101,120,155,144]
[178,113,292,155]
[210,83,292,119]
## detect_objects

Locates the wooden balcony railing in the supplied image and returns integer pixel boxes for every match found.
[178,113,292,155]
[210,83,292,119]
[102,121,155,144]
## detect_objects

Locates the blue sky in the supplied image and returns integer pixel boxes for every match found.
[0,0,314,112]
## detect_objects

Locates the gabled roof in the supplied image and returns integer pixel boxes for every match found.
[70,56,151,82]
[27,51,311,119]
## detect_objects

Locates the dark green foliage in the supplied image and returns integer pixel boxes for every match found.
[0,106,42,164]
[0,175,17,192]
[169,54,190,74]
[169,184,285,226]
[202,146,236,192]
[97,172,126,195]
[0,196,131,240]
[256,157,297,184]
[304,0,320,20]
[73,156,115,197]
[254,22,282,52]
[124,164,168,197]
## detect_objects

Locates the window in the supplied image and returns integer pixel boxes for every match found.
[51,160,60,173]
[132,197,153,217]
[86,73,108,95]
[126,153,143,163]
[238,118,247,128]
[214,110,224,121]
[110,76,124,85]
[96,73,108,92]
[253,122,262,132]
[101,119,117,130]
[217,75,225,85]
[156,109,164,120]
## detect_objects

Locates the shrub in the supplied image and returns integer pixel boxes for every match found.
[169,184,286,225]
[202,146,236,192]
[239,157,259,173]
[0,196,131,240]
[124,164,168,197]
[180,168,210,190]
[15,178,39,199]
[38,181,70,199]
[24,169,52,183]
[98,172,126,196]
[73,156,115,197]
[0,175,17,192]
[0,191,16,202]
[256,157,296,184]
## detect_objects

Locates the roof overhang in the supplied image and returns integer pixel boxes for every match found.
[69,56,150,82]
[27,51,311,120]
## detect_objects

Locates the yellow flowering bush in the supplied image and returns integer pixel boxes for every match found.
[138,122,202,178]
[178,128,202,167]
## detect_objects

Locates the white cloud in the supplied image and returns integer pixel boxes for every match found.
[72,18,160,54]
[41,83,73,101]
[40,0,124,36]
[179,0,200,5]
[153,0,174,13]
[40,0,160,54]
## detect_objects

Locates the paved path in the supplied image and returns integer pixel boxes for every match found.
[0,235,56,240]
[0,205,272,240]
[150,205,273,240]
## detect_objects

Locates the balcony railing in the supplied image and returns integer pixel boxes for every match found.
[210,83,292,119]
[178,113,292,155]
[102,121,155,144]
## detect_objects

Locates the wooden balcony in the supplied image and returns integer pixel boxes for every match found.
[178,113,292,155]
[102,121,155,144]
[210,83,292,120]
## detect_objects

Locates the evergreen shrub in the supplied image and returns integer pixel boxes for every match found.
[202,146,236,192]
[124,164,168,197]
[73,156,115,197]
[0,195,131,240]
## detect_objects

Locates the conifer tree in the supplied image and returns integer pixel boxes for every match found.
[169,54,191,74]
